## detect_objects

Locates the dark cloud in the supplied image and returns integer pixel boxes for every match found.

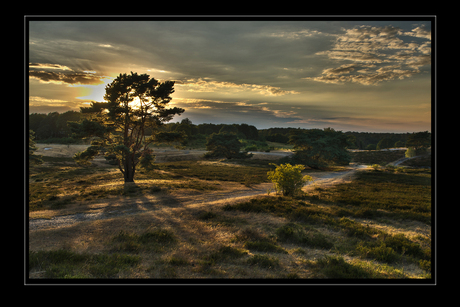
[305,25,431,85]
[29,69,105,85]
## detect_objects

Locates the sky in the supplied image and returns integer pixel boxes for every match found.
[28,18,433,132]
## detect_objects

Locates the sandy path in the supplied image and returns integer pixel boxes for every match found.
[387,155,424,166]
[29,164,368,231]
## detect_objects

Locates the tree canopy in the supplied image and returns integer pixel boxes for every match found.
[406,131,431,151]
[288,128,352,169]
[204,132,252,159]
[69,72,184,182]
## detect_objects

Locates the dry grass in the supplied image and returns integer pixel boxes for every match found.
[28,146,432,281]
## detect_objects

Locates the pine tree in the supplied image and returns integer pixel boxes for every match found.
[288,128,352,169]
[28,130,43,165]
[69,72,184,182]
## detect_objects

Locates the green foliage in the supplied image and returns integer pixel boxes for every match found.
[366,144,376,150]
[240,139,270,152]
[138,152,156,171]
[28,130,43,165]
[376,137,393,150]
[69,72,184,182]
[205,132,252,159]
[29,111,85,140]
[405,147,417,158]
[406,131,431,155]
[219,124,238,134]
[288,128,352,169]
[356,242,399,263]
[267,163,313,196]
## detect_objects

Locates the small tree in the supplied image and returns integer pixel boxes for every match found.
[366,144,376,151]
[205,132,252,159]
[29,130,43,165]
[405,147,417,158]
[406,131,431,155]
[69,72,185,183]
[376,137,393,150]
[288,128,352,169]
[267,163,313,196]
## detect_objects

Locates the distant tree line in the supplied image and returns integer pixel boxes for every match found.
[29,112,430,153]
[259,127,430,151]
[164,119,259,141]
[29,112,260,144]
[29,111,85,143]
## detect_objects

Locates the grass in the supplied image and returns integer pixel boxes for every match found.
[306,255,408,279]
[28,249,140,279]
[144,160,271,184]
[350,150,406,165]
[309,169,432,224]
[110,229,177,253]
[28,157,271,212]
[29,148,432,280]
[222,169,432,278]
[247,254,280,268]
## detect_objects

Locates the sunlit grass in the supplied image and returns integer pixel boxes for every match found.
[29,154,431,279]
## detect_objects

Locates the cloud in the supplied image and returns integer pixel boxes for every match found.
[306,25,431,85]
[267,29,325,39]
[400,25,431,40]
[172,98,303,121]
[29,96,83,114]
[29,62,107,85]
[321,64,358,75]
[309,65,419,85]
[29,63,72,70]
[176,78,299,96]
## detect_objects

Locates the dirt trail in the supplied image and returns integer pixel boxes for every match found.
[387,155,424,166]
[29,164,368,231]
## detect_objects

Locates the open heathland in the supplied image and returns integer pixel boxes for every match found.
[28,145,432,280]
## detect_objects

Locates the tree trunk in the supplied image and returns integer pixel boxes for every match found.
[124,171,135,183]
[123,156,135,183]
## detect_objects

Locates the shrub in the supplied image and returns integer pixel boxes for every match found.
[366,144,376,150]
[356,242,399,263]
[267,163,313,196]
[205,132,252,159]
[405,147,417,158]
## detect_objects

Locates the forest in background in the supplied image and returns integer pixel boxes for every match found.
[28,111,428,151]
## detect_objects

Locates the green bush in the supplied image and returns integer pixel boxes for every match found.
[205,132,252,159]
[267,163,313,196]
[366,144,376,150]
[405,147,416,158]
